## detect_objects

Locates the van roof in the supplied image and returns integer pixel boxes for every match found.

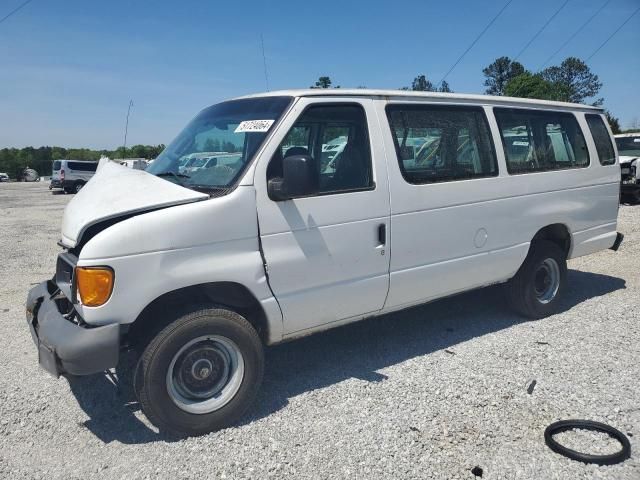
[235,89,602,112]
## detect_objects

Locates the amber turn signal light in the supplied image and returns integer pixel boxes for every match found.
[75,267,114,307]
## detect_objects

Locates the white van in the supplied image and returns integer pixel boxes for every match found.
[50,159,98,193]
[26,90,622,436]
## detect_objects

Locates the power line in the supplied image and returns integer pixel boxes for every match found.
[513,0,570,62]
[260,33,270,92]
[437,0,513,87]
[538,0,611,70]
[0,0,34,26]
[511,0,615,98]
[586,5,640,61]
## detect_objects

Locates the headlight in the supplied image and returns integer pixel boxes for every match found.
[75,267,114,307]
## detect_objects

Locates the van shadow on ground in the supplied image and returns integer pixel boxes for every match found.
[67,269,625,444]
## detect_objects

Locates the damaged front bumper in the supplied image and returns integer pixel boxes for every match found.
[26,280,120,377]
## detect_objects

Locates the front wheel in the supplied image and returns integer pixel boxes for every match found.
[506,240,567,319]
[137,308,264,437]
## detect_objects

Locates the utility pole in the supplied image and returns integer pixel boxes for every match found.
[123,99,134,161]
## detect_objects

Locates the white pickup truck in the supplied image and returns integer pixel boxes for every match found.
[615,133,640,202]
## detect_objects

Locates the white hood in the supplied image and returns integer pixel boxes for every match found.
[60,160,208,247]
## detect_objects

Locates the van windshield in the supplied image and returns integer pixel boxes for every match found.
[147,96,292,193]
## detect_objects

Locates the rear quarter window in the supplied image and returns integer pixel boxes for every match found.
[585,114,616,165]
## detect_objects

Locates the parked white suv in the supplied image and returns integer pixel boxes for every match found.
[26,90,622,436]
[50,159,98,194]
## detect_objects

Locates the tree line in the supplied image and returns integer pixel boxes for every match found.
[0,144,164,179]
[311,54,628,133]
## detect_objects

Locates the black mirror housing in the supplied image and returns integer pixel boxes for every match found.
[268,154,317,201]
[267,177,288,201]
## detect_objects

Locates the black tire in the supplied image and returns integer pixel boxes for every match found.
[545,419,631,465]
[73,181,85,194]
[138,308,264,437]
[133,354,144,403]
[506,240,567,319]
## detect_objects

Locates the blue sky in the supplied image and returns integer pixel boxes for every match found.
[1,0,638,149]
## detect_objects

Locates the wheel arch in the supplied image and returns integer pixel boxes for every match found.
[530,223,572,258]
[127,282,272,350]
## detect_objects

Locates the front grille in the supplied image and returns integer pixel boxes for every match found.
[55,252,78,302]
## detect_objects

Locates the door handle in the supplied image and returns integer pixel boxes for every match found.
[378,224,386,245]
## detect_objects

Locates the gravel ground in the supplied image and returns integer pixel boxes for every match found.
[1,182,638,480]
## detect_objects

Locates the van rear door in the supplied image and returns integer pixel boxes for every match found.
[51,160,62,180]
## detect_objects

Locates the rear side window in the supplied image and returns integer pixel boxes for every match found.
[52,161,61,171]
[269,104,373,195]
[386,105,498,184]
[68,162,98,172]
[495,108,589,174]
[585,114,616,165]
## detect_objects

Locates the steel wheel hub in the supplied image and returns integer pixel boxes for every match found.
[167,335,245,414]
[534,258,560,304]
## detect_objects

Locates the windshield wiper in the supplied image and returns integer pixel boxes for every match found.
[155,171,190,187]
[184,184,227,195]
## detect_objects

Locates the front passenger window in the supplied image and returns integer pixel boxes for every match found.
[269,104,373,195]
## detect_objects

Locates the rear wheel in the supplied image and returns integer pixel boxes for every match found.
[507,240,567,319]
[73,181,85,194]
[137,308,264,437]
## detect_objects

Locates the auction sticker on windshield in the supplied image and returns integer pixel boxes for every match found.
[235,120,275,133]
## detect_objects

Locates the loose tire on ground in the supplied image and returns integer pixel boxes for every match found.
[137,308,264,437]
[506,240,567,319]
